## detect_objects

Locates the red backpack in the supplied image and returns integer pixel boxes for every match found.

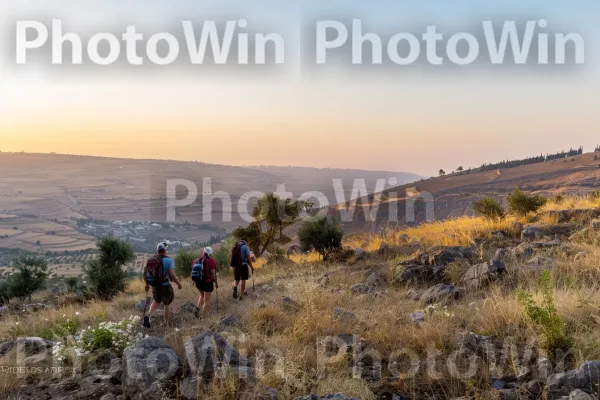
[146,255,167,287]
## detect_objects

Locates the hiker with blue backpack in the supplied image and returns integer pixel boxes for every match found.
[143,242,183,328]
[191,247,218,318]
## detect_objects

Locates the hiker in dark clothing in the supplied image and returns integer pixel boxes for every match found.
[143,242,183,328]
[230,238,253,300]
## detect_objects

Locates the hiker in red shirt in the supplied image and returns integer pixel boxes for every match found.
[192,247,218,318]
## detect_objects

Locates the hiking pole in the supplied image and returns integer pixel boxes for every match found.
[216,284,220,313]
[252,267,256,293]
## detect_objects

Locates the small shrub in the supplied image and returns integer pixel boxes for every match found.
[53,316,141,362]
[4,254,49,301]
[213,238,235,272]
[299,216,344,260]
[174,248,198,278]
[36,318,80,340]
[84,236,135,299]
[472,197,505,220]
[507,187,547,216]
[517,270,574,363]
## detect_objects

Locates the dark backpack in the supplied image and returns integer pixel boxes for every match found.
[146,255,167,287]
[191,256,205,283]
[231,242,243,268]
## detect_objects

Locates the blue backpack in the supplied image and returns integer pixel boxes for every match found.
[191,256,205,283]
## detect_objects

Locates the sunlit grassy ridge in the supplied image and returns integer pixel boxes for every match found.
[345,216,518,250]
[3,194,600,398]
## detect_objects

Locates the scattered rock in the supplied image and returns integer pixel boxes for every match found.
[354,248,367,260]
[179,301,198,314]
[511,243,536,259]
[407,311,425,324]
[427,246,476,266]
[522,226,544,242]
[575,251,586,261]
[366,272,378,285]
[211,314,242,331]
[0,337,54,358]
[281,296,301,311]
[258,387,280,400]
[460,259,506,288]
[123,337,182,400]
[492,248,511,263]
[332,307,356,322]
[591,219,600,232]
[525,256,555,270]
[418,284,463,304]
[546,360,600,398]
[395,264,446,284]
[182,331,254,399]
[561,389,598,400]
[350,283,373,294]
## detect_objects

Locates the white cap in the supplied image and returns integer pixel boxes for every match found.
[204,247,213,256]
[157,242,168,251]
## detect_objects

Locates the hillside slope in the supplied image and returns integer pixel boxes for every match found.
[334,152,600,231]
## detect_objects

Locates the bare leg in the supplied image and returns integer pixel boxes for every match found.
[241,281,246,297]
[148,300,160,316]
[202,292,212,317]
[197,292,204,308]
[164,304,170,325]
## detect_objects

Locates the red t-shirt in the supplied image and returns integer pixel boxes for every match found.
[193,255,217,283]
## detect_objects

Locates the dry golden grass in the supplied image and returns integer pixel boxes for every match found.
[541,194,600,212]
[5,197,600,399]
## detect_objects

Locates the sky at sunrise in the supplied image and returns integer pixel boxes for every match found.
[0,0,598,176]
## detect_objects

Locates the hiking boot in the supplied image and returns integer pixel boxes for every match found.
[194,307,201,319]
[233,286,238,299]
[143,315,151,329]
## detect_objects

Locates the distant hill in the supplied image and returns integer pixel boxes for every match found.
[0,152,422,230]
[331,152,600,232]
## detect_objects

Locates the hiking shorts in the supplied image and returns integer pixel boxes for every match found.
[234,264,249,281]
[195,281,214,293]
[152,284,174,306]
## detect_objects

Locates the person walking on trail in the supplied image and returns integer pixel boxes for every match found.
[230,238,254,300]
[143,242,183,328]
[192,247,218,318]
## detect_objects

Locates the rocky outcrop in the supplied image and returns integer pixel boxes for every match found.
[123,337,182,400]
[546,360,600,398]
[460,259,506,288]
[181,331,254,399]
[418,284,463,304]
[350,283,373,294]
[395,264,447,284]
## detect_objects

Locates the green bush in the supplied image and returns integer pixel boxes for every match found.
[174,248,198,278]
[84,236,135,299]
[4,254,49,301]
[213,238,236,272]
[36,318,80,340]
[64,277,79,292]
[298,216,344,260]
[507,187,547,216]
[517,270,574,363]
[472,197,505,220]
